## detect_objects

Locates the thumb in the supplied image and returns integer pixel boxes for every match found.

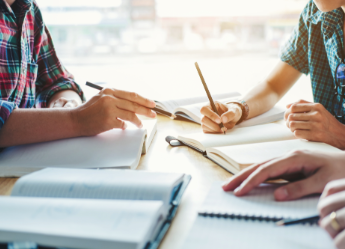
[274,174,323,201]
[286,99,311,108]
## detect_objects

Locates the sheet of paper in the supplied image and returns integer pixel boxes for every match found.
[200,182,319,220]
[0,128,146,177]
[156,92,240,113]
[179,123,295,150]
[11,168,184,211]
[213,139,341,165]
[0,196,164,249]
[237,105,286,128]
[182,216,334,249]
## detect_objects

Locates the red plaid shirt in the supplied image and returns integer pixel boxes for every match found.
[0,0,84,129]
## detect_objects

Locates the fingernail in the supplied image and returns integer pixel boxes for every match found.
[275,188,288,200]
[215,118,221,124]
[123,123,127,130]
[222,179,231,188]
[151,110,156,117]
[139,123,143,128]
[234,186,241,194]
[222,116,228,123]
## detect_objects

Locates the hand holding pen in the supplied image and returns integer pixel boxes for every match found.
[74,82,156,136]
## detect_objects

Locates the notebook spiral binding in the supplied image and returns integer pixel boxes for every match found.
[198,212,282,222]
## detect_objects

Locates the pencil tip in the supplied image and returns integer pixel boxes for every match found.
[276,221,284,226]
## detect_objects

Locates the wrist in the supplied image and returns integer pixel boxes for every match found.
[227,100,249,124]
[70,108,83,137]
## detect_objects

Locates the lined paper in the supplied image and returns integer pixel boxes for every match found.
[200,183,319,220]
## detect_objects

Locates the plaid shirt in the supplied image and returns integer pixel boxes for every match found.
[0,0,84,129]
[280,0,343,118]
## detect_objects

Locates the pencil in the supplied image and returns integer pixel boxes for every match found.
[85,81,171,118]
[194,62,226,134]
[276,215,320,226]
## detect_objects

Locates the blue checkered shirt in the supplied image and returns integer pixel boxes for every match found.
[280,0,344,118]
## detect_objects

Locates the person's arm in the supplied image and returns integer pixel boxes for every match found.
[200,61,302,133]
[221,150,345,201]
[0,88,157,148]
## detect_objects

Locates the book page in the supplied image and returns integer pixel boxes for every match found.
[11,168,184,212]
[200,182,319,220]
[211,139,341,165]
[0,128,146,177]
[0,196,164,249]
[182,216,334,249]
[179,123,295,150]
[155,92,240,113]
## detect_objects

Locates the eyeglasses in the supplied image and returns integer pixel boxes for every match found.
[332,63,345,120]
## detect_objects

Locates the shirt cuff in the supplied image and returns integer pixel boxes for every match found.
[0,101,16,130]
[35,81,86,108]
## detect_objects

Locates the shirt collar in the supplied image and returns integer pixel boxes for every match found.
[0,0,32,16]
[309,8,344,38]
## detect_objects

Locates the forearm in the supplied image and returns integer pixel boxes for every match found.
[0,108,78,147]
[242,61,302,119]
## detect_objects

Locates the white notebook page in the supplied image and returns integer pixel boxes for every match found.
[0,197,164,249]
[182,216,334,249]
[212,139,341,165]
[0,128,146,177]
[179,123,296,150]
[200,183,319,220]
[11,168,184,212]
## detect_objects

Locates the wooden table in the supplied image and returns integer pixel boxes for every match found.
[0,115,232,249]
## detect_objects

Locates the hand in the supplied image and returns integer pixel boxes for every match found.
[284,99,345,149]
[318,180,345,249]
[200,102,242,133]
[50,97,80,108]
[71,88,156,136]
[222,150,345,201]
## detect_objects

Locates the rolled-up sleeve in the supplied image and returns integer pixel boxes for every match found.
[280,7,310,75]
[35,25,85,108]
[0,100,16,129]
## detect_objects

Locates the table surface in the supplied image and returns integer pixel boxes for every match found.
[0,115,232,249]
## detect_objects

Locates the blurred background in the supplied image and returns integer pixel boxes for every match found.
[39,0,313,103]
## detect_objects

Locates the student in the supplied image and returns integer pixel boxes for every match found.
[200,0,345,149]
[0,0,156,148]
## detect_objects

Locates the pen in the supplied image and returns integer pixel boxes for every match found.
[194,62,226,134]
[276,215,320,226]
[85,81,170,117]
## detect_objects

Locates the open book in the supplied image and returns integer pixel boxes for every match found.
[155,93,285,127]
[0,168,191,249]
[0,119,157,177]
[182,182,334,249]
[166,123,341,174]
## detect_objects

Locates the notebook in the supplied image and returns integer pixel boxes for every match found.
[182,182,335,249]
[155,93,285,127]
[0,168,191,249]
[0,119,157,177]
[166,124,341,174]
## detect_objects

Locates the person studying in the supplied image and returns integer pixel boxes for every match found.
[0,0,156,149]
[200,0,345,150]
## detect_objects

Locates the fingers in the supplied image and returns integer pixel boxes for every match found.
[273,174,323,201]
[201,116,222,133]
[113,118,127,130]
[288,121,311,132]
[293,130,313,140]
[320,207,345,239]
[318,191,345,219]
[322,180,345,200]
[222,162,268,191]
[231,151,322,199]
[285,100,313,120]
[114,98,156,118]
[52,97,68,108]
[334,229,345,249]
[102,88,156,109]
[200,105,222,124]
[115,108,143,128]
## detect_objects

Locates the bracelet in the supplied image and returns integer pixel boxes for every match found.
[228,100,249,124]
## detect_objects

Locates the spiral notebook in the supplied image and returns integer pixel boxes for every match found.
[199,182,319,221]
[182,182,334,249]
